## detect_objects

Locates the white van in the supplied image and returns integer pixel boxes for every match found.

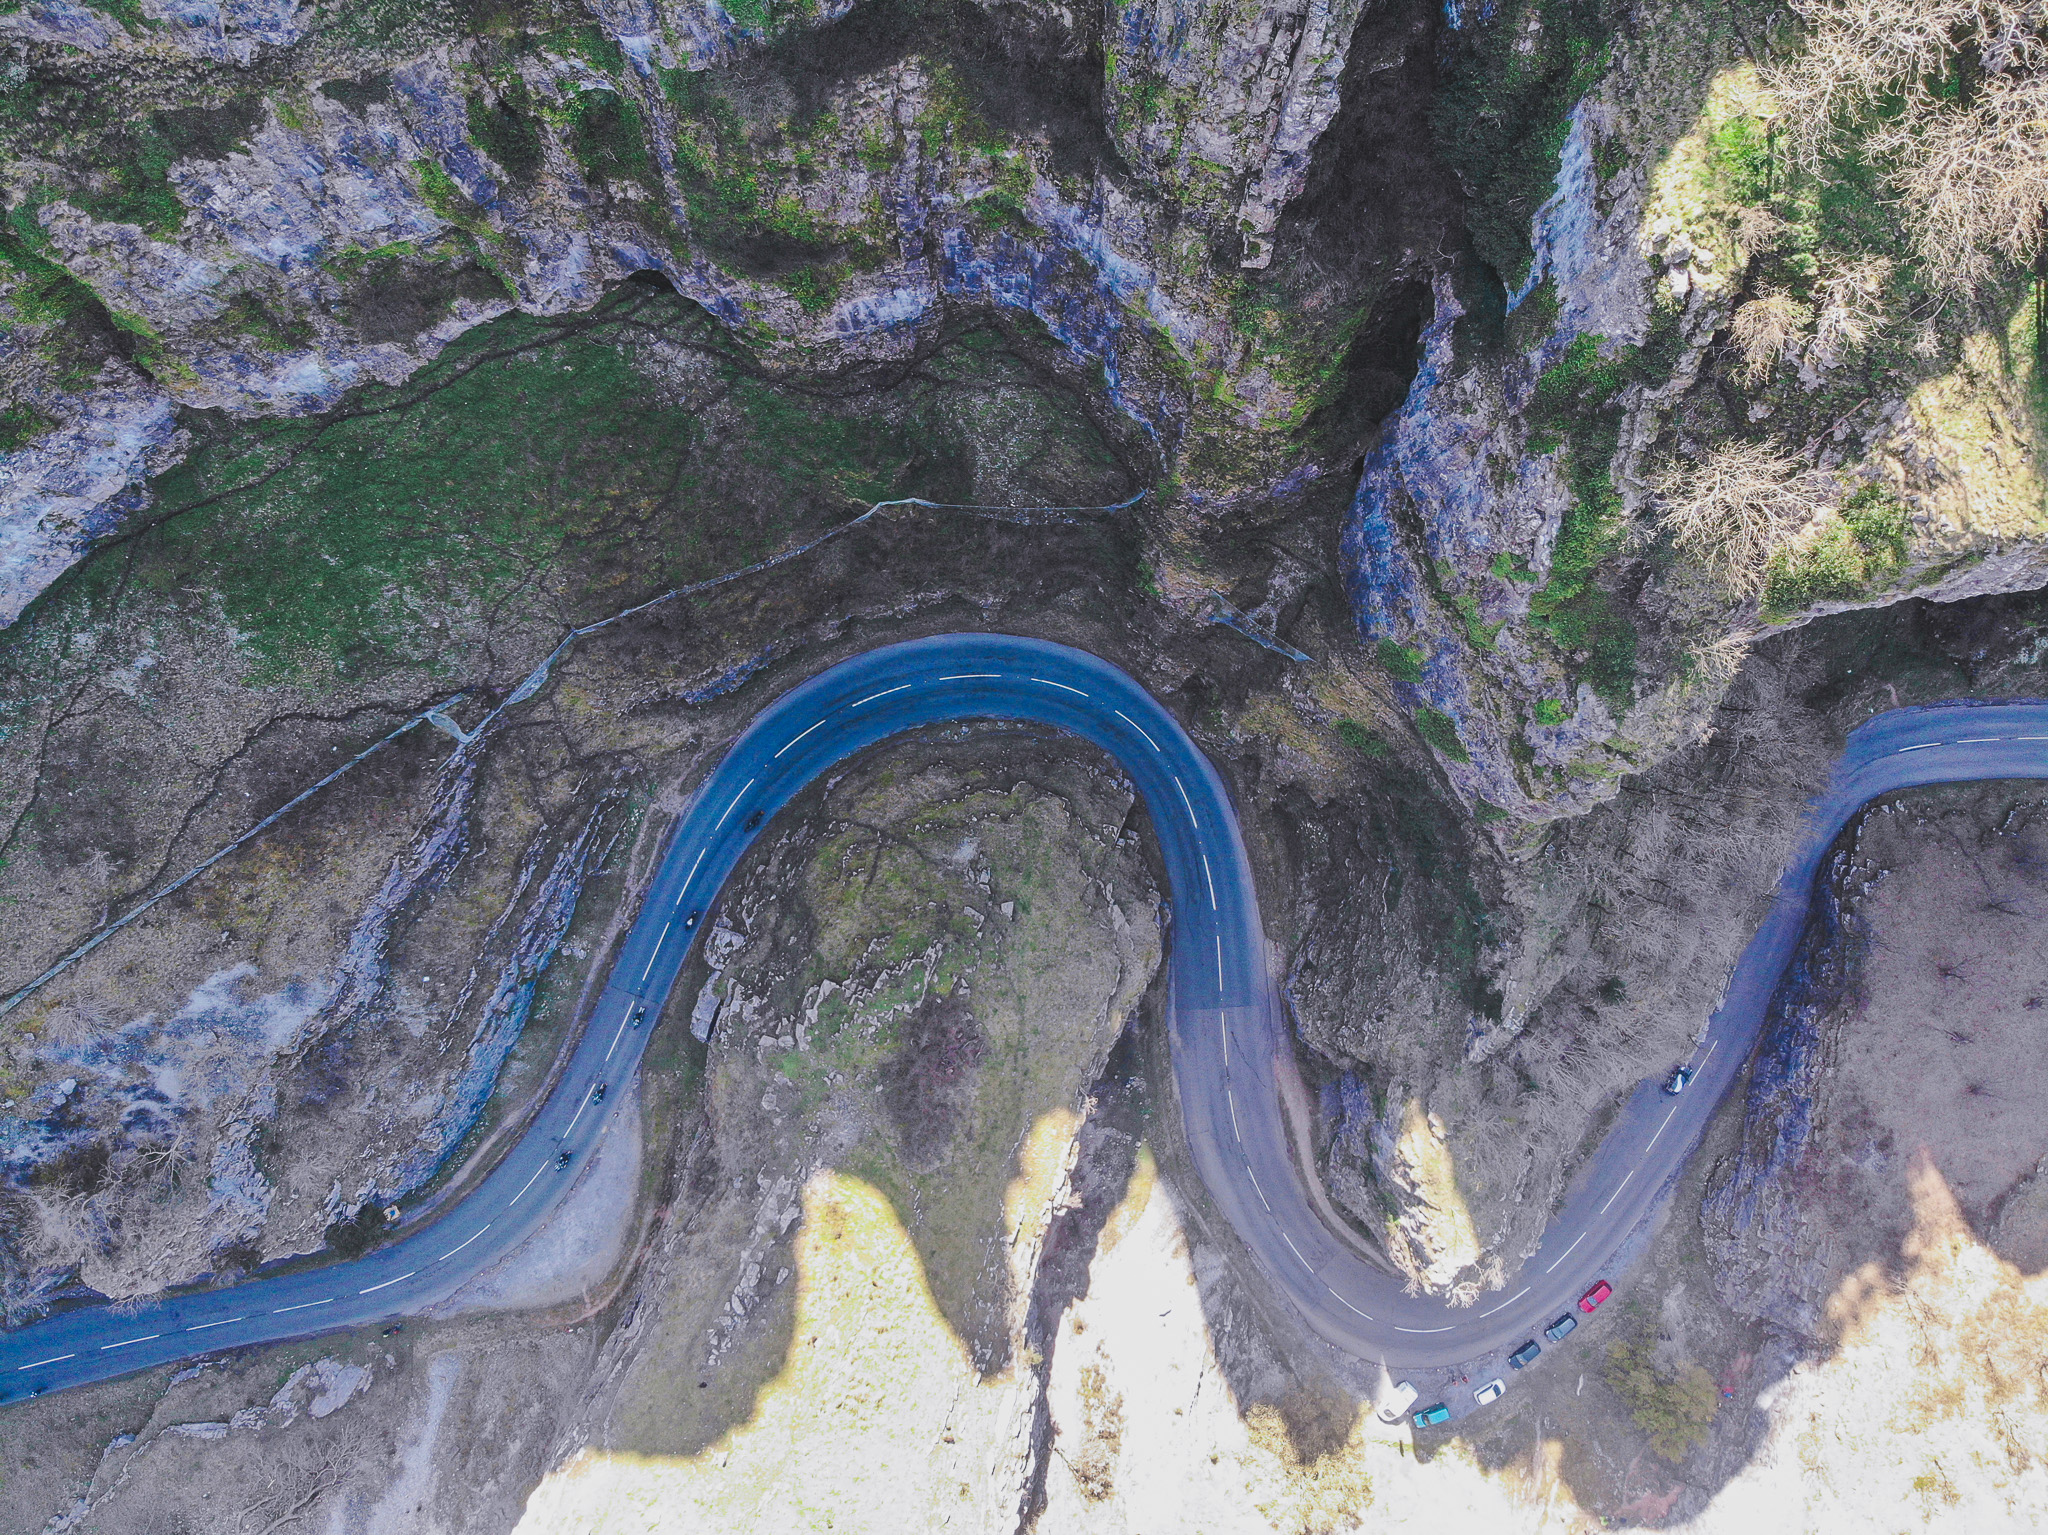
[1376,1381,1420,1424]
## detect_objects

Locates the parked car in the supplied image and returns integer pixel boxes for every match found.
[1474,1378,1506,1406]
[1579,1280,1613,1313]
[1544,1314,1578,1342]
[683,910,702,930]
[1508,1340,1541,1369]
[1376,1381,1420,1424]
[1664,1065,1694,1095]
[1413,1402,1451,1428]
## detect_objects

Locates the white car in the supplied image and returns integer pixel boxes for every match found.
[1474,1378,1506,1406]
[1377,1381,1420,1424]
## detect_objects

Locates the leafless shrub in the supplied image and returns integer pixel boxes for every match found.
[1654,442,1837,594]
[1735,205,1789,260]
[1771,1,2048,291]
[1814,255,1894,359]
[1730,291,1812,384]
[234,1416,377,1534]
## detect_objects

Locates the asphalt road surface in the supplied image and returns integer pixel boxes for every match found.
[5,636,2045,1402]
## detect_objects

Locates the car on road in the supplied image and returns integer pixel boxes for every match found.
[743,810,764,830]
[1664,1065,1694,1094]
[630,1005,647,1027]
[683,910,701,930]
[593,1083,607,1102]
[1508,1340,1541,1369]
[1545,1314,1578,1342]
[1474,1378,1505,1406]
[556,1151,572,1169]
[1579,1280,1613,1313]
[1377,1381,1419,1423]
[1413,1402,1450,1428]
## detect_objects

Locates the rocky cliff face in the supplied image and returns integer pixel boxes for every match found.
[6,0,2048,1320]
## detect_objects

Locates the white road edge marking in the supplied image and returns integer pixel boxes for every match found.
[15,1353,76,1369]
[184,1317,247,1333]
[271,1299,333,1315]
[99,1334,161,1351]
[358,1270,417,1296]
[1114,709,1162,751]
[1031,678,1088,697]
[1477,1286,1530,1319]
[1544,1232,1587,1274]
[437,1224,490,1263]
[851,685,911,708]
[773,719,825,758]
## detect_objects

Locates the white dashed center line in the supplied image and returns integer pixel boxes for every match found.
[940,674,1000,681]
[184,1317,247,1333]
[1031,678,1088,697]
[358,1270,417,1296]
[1544,1232,1587,1274]
[1895,742,1941,753]
[1328,1289,1375,1321]
[1477,1286,1530,1319]
[1115,709,1162,751]
[773,719,824,758]
[271,1299,333,1315]
[1282,1232,1314,1271]
[1246,1165,1272,1213]
[15,1353,75,1370]
[1202,853,1217,910]
[99,1334,160,1351]
[1598,1170,1635,1215]
[437,1225,490,1263]
[1644,1105,1679,1153]
[508,1161,549,1207]
[713,779,756,829]
[851,685,910,709]
[1173,775,1197,822]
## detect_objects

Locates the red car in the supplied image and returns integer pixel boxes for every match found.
[1579,1280,1613,1313]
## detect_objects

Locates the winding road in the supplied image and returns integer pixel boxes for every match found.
[4,634,2046,1401]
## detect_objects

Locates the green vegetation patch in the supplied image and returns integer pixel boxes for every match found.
[1523,333,1638,705]
[1335,718,1390,757]
[13,290,924,683]
[1762,483,1910,618]
[1377,637,1426,684]
[468,79,547,185]
[1532,698,1569,725]
[1413,706,1471,763]
[1604,1336,1719,1460]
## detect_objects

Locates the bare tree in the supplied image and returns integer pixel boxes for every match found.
[1771,1,2048,291]
[1654,442,1837,593]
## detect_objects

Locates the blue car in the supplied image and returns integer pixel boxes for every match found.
[1508,1340,1541,1369]
[1544,1314,1578,1342]
[1413,1402,1451,1427]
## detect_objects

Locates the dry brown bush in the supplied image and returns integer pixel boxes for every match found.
[1729,291,1812,384]
[1654,441,1836,594]
[1772,1,2048,291]
[1813,255,1894,360]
